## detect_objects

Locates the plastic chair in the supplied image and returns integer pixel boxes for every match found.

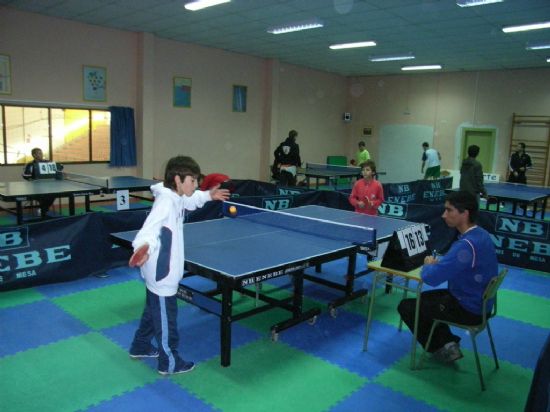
[419,268,508,391]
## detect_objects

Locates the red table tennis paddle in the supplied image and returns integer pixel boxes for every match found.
[129,244,149,267]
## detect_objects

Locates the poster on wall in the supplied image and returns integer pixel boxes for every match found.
[173,76,192,108]
[232,85,247,112]
[83,65,107,101]
[0,54,11,94]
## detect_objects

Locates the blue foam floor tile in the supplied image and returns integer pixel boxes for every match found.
[501,267,550,298]
[87,378,219,412]
[330,382,439,412]
[455,316,549,369]
[102,304,262,366]
[0,299,90,357]
[36,267,139,298]
[281,311,411,378]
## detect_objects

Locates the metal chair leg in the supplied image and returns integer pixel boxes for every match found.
[470,333,486,391]
[418,321,438,369]
[486,322,499,369]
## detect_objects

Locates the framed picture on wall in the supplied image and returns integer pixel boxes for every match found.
[232,85,247,112]
[83,65,106,101]
[0,54,12,95]
[173,77,192,108]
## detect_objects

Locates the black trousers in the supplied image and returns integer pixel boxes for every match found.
[397,289,482,352]
[279,170,296,186]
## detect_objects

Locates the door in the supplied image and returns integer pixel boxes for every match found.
[461,128,496,173]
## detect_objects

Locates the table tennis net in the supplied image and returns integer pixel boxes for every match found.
[223,202,376,248]
[62,172,109,188]
[305,163,361,173]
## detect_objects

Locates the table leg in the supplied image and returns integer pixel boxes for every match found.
[16,201,23,225]
[363,272,379,352]
[410,282,422,370]
[398,278,410,332]
[220,283,233,367]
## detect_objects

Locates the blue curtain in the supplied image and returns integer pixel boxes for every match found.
[109,106,137,167]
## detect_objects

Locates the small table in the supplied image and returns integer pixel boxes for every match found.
[363,260,423,369]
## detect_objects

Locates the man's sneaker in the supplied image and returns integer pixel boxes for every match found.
[129,346,159,359]
[444,342,464,362]
[158,361,195,375]
[433,342,463,363]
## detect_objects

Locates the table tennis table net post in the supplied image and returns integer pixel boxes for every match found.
[226,203,376,248]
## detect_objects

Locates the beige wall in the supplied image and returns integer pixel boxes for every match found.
[348,69,550,181]
[1,7,549,185]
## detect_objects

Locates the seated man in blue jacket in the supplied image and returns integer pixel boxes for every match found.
[397,190,498,362]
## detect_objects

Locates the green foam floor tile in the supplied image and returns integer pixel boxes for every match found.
[52,280,145,329]
[375,350,532,412]
[0,332,157,412]
[498,289,550,329]
[231,285,324,334]
[0,287,44,309]
[344,286,404,327]
[172,339,367,412]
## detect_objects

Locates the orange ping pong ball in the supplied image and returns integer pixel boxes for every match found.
[229,205,237,215]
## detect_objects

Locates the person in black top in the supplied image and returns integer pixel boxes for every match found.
[22,147,56,216]
[273,130,301,186]
[508,142,532,184]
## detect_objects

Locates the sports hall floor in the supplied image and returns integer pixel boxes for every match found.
[1,249,548,412]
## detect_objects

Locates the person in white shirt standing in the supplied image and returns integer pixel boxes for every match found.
[421,142,441,179]
[128,155,229,375]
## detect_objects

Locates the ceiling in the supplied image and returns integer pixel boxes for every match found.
[2,0,550,76]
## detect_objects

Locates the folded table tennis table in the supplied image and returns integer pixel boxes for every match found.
[111,203,418,367]
[0,174,157,225]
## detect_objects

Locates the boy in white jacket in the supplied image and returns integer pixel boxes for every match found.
[128,156,229,375]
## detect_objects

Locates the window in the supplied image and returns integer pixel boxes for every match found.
[0,104,110,165]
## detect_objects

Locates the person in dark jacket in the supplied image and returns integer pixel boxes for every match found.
[273,130,301,186]
[459,145,486,201]
[508,142,532,184]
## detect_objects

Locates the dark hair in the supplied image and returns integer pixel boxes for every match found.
[164,156,201,190]
[518,142,526,150]
[361,159,376,173]
[288,130,298,139]
[358,141,365,147]
[445,190,478,223]
[467,144,480,158]
[31,147,42,156]
[422,142,429,148]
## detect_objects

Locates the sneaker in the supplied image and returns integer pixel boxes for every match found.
[158,361,195,375]
[129,346,159,358]
[433,342,463,363]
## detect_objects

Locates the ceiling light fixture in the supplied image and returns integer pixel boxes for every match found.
[329,41,377,50]
[547,58,550,63]
[184,0,230,11]
[401,65,442,71]
[369,53,415,62]
[456,0,503,7]
[503,21,550,33]
[526,41,550,50]
[267,19,323,34]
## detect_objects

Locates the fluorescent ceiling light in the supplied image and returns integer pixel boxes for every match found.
[526,41,550,50]
[547,58,550,63]
[267,19,323,34]
[369,53,415,62]
[456,0,503,7]
[401,65,442,71]
[503,21,550,33]
[184,0,230,11]
[329,41,376,50]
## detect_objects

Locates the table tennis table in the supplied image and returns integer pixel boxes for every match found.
[111,203,417,366]
[298,163,362,190]
[0,173,157,225]
[447,182,550,219]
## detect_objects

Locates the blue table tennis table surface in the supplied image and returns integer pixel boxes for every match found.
[484,182,550,201]
[115,205,411,282]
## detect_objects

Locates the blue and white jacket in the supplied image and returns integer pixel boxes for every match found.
[132,182,211,296]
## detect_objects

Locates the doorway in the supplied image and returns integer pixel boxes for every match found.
[461,128,496,173]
